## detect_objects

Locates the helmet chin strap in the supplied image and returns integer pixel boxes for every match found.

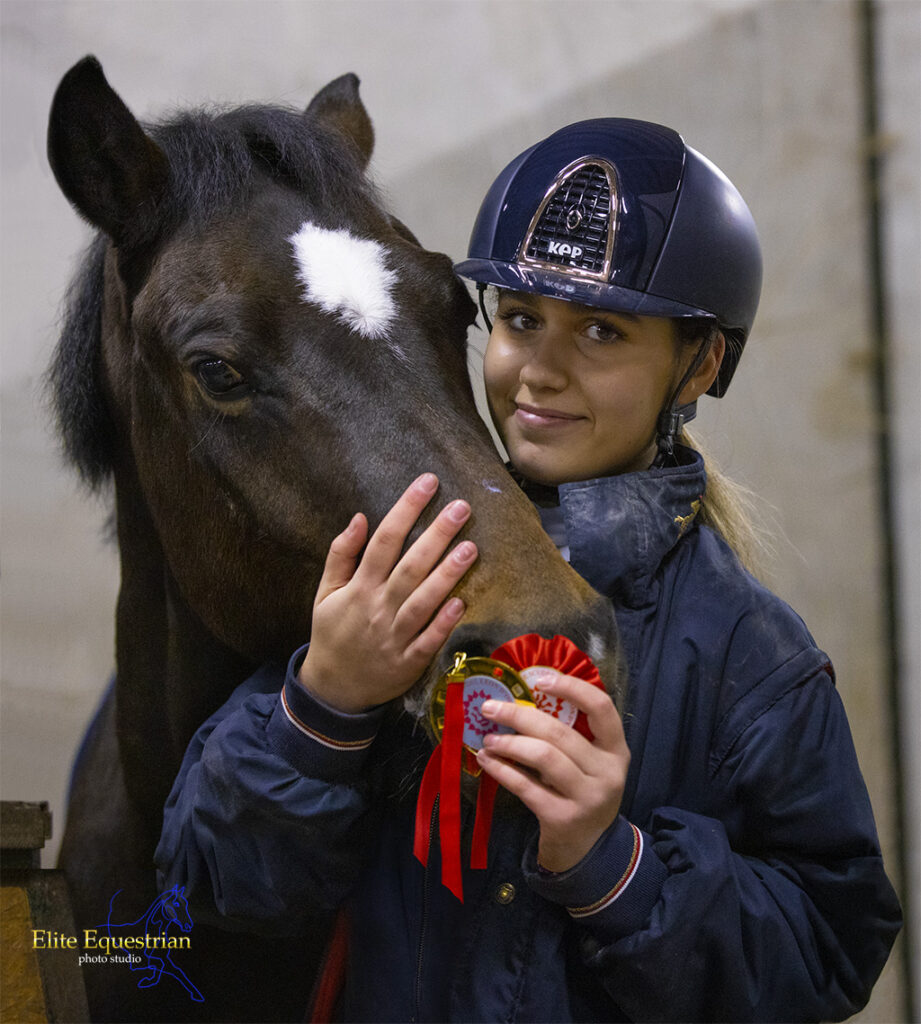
[651,337,712,469]
[477,283,493,333]
[652,400,698,468]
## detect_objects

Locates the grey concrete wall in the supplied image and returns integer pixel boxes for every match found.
[879,1,921,1013]
[1,1,916,1019]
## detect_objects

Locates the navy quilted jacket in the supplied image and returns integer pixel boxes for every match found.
[156,449,901,1021]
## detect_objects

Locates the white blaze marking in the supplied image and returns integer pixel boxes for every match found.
[289,221,397,339]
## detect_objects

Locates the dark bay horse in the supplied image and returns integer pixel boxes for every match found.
[47,57,622,1022]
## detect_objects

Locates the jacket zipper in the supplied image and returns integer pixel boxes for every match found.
[412,797,438,1024]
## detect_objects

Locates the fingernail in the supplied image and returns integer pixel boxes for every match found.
[447,500,470,523]
[446,597,465,617]
[453,541,476,563]
[417,473,438,494]
[481,699,498,716]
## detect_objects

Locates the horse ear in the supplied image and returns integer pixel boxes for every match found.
[47,56,169,246]
[305,73,374,169]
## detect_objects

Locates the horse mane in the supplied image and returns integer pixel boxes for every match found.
[48,102,379,488]
[48,232,112,488]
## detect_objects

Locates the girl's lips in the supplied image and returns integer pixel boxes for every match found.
[513,403,585,428]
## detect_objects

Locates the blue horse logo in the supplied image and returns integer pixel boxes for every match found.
[101,885,203,1002]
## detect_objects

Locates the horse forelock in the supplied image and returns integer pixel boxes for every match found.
[147,103,379,230]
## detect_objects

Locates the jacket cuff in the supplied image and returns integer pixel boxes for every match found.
[523,816,667,939]
[266,645,385,782]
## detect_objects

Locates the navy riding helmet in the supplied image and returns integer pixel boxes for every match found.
[455,118,762,400]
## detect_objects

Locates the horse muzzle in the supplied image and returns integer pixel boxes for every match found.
[406,593,625,728]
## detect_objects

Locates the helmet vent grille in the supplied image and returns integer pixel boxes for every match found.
[520,161,616,279]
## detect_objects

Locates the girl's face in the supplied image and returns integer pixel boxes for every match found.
[483,290,719,486]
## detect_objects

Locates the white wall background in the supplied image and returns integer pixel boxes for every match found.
[1,1,917,1020]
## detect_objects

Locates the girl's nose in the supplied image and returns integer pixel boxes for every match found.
[518,334,567,391]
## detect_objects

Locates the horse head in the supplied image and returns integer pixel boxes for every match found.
[48,57,622,1020]
[49,55,621,763]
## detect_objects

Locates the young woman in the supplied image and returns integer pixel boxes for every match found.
[156,119,901,1021]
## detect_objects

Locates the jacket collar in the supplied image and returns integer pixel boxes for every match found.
[556,445,707,604]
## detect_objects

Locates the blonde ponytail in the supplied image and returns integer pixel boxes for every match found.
[680,427,773,579]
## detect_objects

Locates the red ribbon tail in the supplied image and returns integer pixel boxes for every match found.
[439,681,465,901]
[470,773,498,870]
[413,744,442,867]
[309,908,349,1023]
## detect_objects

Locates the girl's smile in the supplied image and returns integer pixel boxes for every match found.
[483,290,722,486]
[513,401,586,429]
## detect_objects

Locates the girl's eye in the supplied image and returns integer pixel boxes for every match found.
[195,358,251,399]
[584,321,621,344]
[497,309,541,332]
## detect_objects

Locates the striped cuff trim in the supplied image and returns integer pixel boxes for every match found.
[567,823,643,919]
[280,686,376,752]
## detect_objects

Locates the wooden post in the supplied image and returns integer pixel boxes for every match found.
[1,801,89,1023]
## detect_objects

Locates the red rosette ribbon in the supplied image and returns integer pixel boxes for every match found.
[470,634,605,875]
[413,679,466,900]
[414,634,604,902]
[490,633,604,741]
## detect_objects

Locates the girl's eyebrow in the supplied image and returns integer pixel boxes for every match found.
[499,289,538,305]
[586,307,640,323]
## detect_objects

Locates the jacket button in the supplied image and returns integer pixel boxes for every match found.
[494,882,516,905]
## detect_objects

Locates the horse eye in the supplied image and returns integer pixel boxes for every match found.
[195,359,249,399]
